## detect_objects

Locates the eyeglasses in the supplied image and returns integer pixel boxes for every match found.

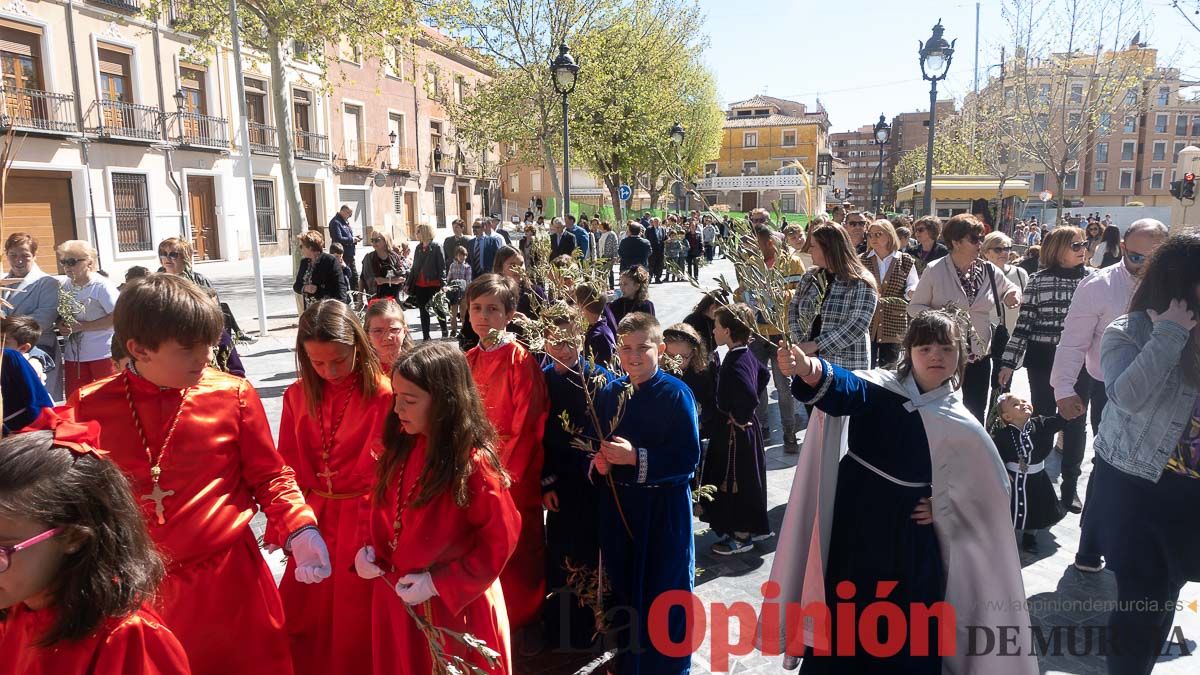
[1125,251,1148,264]
[0,527,62,573]
[1069,241,1089,251]
[368,328,405,338]
[846,220,867,227]
[989,246,1014,253]
[867,231,886,238]
[58,257,83,268]
[159,251,182,260]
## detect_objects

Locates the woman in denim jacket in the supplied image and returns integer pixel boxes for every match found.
[1089,233,1200,675]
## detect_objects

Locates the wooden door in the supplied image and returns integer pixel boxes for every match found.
[457,185,471,218]
[2,171,75,272]
[403,192,416,237]
[186,175,219,260]
[299,182,319,232]
[741,192,758,211]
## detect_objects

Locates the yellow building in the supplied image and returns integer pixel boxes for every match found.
[697,95,831,215]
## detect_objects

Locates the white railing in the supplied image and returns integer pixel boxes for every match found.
[695,174,810,190]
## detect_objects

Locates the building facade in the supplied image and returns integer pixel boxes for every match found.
[696,95,831,215]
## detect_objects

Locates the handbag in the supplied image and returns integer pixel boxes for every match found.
[988,265,1010,362]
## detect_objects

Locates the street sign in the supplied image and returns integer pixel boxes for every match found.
[618,184,632,201]
[1039,190,1052,202]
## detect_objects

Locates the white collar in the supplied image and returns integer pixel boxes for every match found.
[4,262,48,292]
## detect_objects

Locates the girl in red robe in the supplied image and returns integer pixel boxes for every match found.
[0,410,190,675]
[278,300,392,675]
[355,341,520,674]
[363,299,414,373]
[463,274,549,632]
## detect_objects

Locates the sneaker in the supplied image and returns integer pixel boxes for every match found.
[1073,556,1104,573]
[751,531,775,542]
[711,536,753,556]
[1067,494,1083,514]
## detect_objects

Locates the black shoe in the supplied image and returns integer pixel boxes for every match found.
[1067,494,1083,514]
[1021,532,1038,552]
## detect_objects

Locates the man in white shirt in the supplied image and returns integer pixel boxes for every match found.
[1051,218,1167,573]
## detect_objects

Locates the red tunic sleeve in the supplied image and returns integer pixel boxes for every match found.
[430,458,521,616]
[91,611,192,675]
[500,347,549,482]
[236,379,316,547]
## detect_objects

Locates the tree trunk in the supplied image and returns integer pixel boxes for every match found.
[604,174,624,225]
[268,35,308,241]
[541,140,562,214]
[1054,173,1066,227]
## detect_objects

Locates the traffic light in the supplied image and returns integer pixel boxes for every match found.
[1185,173,1196,200]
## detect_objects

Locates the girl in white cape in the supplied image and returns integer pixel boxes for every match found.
[767,310,1036,675]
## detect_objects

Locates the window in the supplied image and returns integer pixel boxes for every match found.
[1123,116,1136,133]
[1068,112,1081,129]
[743,132,757,148]
[393,188,403,214]
[1033,173,1046,192]
[1121,141,1135,161]
[97,46,132,103]
[530,171,541,192]
[780,192,796,212]
[1096,142,1108,163]
[1098,113,1111,135]
[179,65,206,115]
[1038,84,1050,103]
[782,129,796,147]
[430,121,443,169]
[1063,172,1077,190]
[704,162,717,177]
[1125,88,1138,105]
[383,45,401,78]
[343,103,363,164]
[1151,170,1164,189]
[455,78,466,104]
[1156,114,1169,133]
[244,76,267,125]
[1070,83,1083,104]
[339,38,361,64]
[1094,170,1107,192]
[1158,86,1171,106]
[387,112,405,168]
[1119,169,1134,190]
[292,89,312,134]
[1036,113,1049,130]
[1193,115,1200,137]
[1153,141,1166,161]
[1,22,44,94]
[1176,141,1187,162]
[425,64,440,100]
[112,173,151,253]
[742,161,758,175]
[736,110,752,117]
[252,179,277,244]
[1179,114,1190,136]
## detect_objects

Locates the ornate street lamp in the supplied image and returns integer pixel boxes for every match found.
[550,44,579,219]
[919,19,955,217]
[872,113,891,213]
[669,120,685,146]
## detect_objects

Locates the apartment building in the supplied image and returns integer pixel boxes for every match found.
[695,95,831,215]
[326,27,499,243]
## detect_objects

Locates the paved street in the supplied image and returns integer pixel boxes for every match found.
[207,254,1200,675]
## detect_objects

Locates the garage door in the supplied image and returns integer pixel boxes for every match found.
[3,171,77,272]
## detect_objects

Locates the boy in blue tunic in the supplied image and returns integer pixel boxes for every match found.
[541,310,614,648]
[595,312,701,674]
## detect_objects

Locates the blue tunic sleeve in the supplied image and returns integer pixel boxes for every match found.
[601,374,700,486]
[2,349,52,435]
[789,358,876,417]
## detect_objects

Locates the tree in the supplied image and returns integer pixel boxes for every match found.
[145,0,421,238]
[891,112,989,189]
[996,0,1160,224]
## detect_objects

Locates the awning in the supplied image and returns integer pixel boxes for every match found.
[896,176,1030,202]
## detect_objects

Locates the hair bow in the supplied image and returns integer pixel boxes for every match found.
[25,407,107,459]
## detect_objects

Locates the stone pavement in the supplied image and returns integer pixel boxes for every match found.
[213,254,1199,674]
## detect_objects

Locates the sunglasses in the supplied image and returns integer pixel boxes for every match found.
[867,231,887,238]
[58,257,84,268]
[989,246,1014,253]
[847,220,867,227]
[159,251,182,260]
[0,527,62,573]
[1069,241,1089,251]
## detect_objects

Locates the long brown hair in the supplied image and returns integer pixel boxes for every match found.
[808,225,878,291]
[1040,226,1085,271]
[1129,232,1200,385]
[663,322,710,374]
[374,342,508,508]
[0,431,164,646]
[363,299,415,358]
[295,300,383,414]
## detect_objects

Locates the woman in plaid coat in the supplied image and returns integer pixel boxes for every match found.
[788,224,879,371]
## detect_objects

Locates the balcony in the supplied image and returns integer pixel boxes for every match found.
[92,100,161,142]
[431,151,454,174]
[247,122,277,154]
[694,173,812,191]
[336,140,382,171]
[385,147,417,173]
[174,112,228,150]
[294,131,329,161]
[0,87,80,136]
[91,0,141,12]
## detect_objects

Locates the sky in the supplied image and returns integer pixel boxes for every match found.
[697,0,1200,134]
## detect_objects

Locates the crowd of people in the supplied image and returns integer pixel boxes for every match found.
[0,200,1193,675]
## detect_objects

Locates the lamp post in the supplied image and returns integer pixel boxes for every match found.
[669,121,685,211]
[550,44,579,219]
[918,19,955,217]
[872,113,891,214]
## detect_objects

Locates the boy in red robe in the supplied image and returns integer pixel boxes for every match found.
[66,275,331,675]
[464,274,549,633]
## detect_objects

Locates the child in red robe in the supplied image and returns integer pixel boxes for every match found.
[355,341,520,674]
[66,275,330,675]
[0,409,190,675]
[464,274,549,632]
[363,299,414,373]
[278,300,392,675]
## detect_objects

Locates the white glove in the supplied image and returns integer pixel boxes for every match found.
[394,571,438,605]
[354,545,385,580]
[288,527,332,584]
